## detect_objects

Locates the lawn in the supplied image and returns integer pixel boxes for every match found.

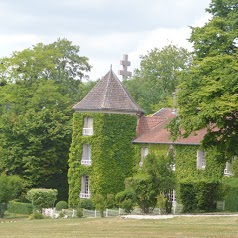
[1,216,238,238]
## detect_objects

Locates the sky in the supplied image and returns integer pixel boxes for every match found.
[0,0,211,80]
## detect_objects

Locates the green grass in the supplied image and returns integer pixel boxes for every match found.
[0,216,238,238]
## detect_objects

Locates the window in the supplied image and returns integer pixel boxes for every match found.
[197,150,206,169]
[224,162,231,176]
[140,147,149,166]
[168,145,176,171]
[80,175,90,198]
[82,117,93,135]
[224,158,234,176]
[81,144,91,165]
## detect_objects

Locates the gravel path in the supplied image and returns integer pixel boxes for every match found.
[121,214,238,219]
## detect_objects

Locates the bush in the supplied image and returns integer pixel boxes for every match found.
[29,212,44,220]
[27,188,58,212]
[55,201,68,211]
[76,207,83,218]
[179,179,221,212]
[7,201,33,214]
[80,199,94,210]
[93,194,106,217]
[116,189,136,213]
[223,178,238,212]
[0,175,23,218]
[0,203,7,218]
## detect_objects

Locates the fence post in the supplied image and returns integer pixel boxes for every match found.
[106,209,108,217]
[95,209,97,218]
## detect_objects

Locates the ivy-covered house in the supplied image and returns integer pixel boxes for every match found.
[133,108,231,211]
[68,68,144,206]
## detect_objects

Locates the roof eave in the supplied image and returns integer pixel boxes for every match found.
[132,141,201,145]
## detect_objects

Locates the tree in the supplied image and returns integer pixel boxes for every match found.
[0,38,92,102]
[124,45,191,114]
[170,0,238,156]
[124,153,175,213]
[27,188,58,213]
[0,39,92,201]
[0,175,23,217]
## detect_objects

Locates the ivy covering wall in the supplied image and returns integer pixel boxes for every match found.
[134,143,226,211]
[68,112,138,206]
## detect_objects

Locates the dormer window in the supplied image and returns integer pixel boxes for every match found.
[81,144,91,166]
[197,150,206,169]
[83,117,93,136]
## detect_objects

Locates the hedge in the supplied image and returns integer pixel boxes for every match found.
[223,178,238,212]
[7,201,33,214]
[179,179,221,212]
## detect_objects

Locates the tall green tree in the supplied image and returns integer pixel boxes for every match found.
[170,0,238,156]
[0,39,92,200]
[0,38,92,102]
[124,45,191,114]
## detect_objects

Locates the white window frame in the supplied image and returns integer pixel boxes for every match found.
[197,150,206,169]
[81,144,91,165]
[140,147,149,166]
[82,117,93,136]
[80,175,90,198]
[168,145,176,171]
[224,158,234,176]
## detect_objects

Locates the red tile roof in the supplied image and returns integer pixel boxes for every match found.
[73,68,144,115]
[134,108,206,145]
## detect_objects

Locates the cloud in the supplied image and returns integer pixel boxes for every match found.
[0,0,212,79]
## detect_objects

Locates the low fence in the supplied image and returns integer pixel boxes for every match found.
[42,207,180,219]
[42,201,225,219]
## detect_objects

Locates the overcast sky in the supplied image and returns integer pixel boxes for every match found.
[0,0,211,80]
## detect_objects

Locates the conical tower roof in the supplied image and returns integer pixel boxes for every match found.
[73,68,144,116]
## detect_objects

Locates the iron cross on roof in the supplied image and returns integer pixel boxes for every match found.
[118,54,132,81]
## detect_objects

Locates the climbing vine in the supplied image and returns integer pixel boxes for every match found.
[68,112,138,206]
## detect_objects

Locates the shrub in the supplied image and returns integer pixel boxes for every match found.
[80,199,94,210]
[7,201,33,214]
[0,203,7,218]
[76,207,84,218]
[29,212,44,220]
[179,179,221,212]
[223,178,238,212]
[116,189,136,213]
[93,194,106,217]
[179,182,197,212]
[55,201,68,211]
[0,175,23,218]
[27,188,58,213]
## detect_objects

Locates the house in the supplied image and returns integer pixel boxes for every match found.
[68,67,230,209]
[68,68,144,206]
[133,108,231,207]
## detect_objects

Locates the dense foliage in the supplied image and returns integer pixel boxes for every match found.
[0,39,92,200]
[7,201,33,214]
[170,0,238,156]
[0,175,23,217]
[222,177,238,212]
[179,179,221,212]
[124,45,191,114]
[68,112,138,207]
[27,188,58,212]
[121,152,175,214]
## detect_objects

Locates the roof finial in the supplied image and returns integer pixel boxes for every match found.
[110,64,112,70]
